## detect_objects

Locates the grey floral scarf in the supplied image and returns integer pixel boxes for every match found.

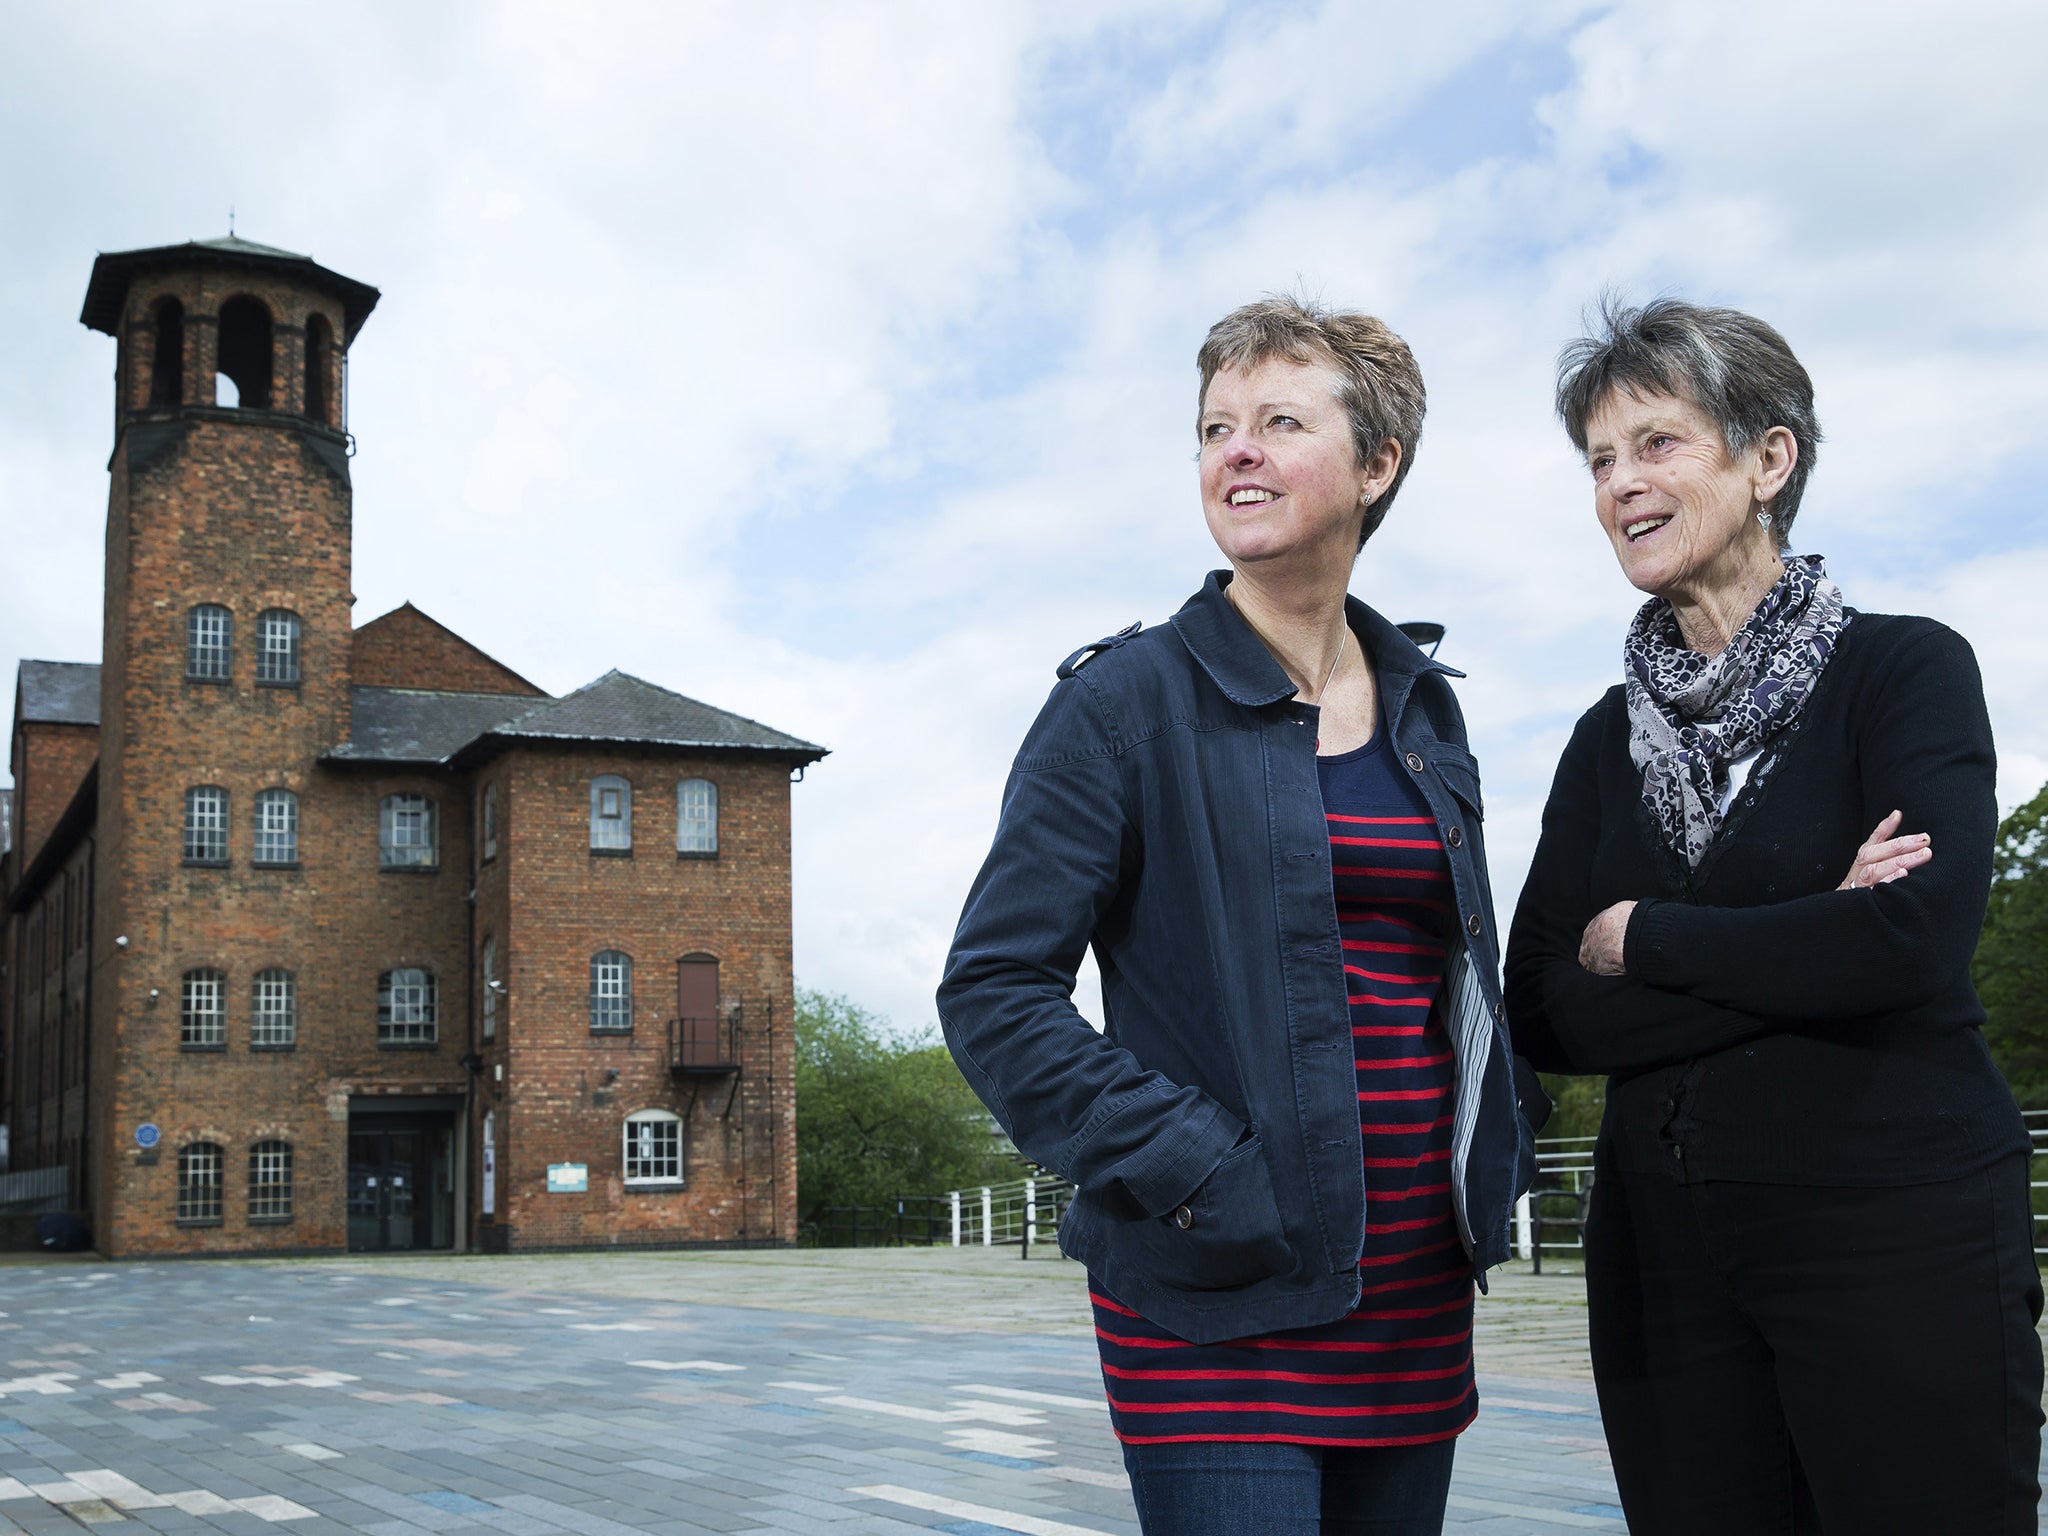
[1625,553,1848,868]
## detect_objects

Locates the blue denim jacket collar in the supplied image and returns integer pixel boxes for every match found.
[1171,570,1465,723]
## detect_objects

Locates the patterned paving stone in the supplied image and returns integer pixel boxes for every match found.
[0,1247,2018,1533]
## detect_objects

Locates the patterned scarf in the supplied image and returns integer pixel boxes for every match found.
[1624,553,1848,869]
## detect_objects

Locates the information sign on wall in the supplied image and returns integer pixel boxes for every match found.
[546,1163,588,1194]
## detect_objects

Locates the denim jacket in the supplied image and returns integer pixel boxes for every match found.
[938,572,1549,1344]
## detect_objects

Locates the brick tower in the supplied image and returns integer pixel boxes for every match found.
[80,238,380,1253]
[4,235,819,1258]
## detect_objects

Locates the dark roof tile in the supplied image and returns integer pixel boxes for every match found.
[16,661,101,727]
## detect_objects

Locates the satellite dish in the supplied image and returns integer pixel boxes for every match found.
[1396,621,1446,658]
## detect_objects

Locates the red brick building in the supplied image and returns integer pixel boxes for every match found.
[0,236,824,1256]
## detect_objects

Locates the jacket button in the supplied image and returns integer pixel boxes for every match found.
[1446,826,1464,848]
[1466,913,1483,937]
[1172,1205,1194,1230]
[1493,1000,1504,1023]
[1404,752,1424,772]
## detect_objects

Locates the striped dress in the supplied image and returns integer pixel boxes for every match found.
[1090,727,1474,1446]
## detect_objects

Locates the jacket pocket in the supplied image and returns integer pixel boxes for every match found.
[1428,742,1485,822]
[1125,1133,1294,1292]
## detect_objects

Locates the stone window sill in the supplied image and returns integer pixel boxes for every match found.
[676,850,719,862]
[250,1042,297,1053]
[180,1042,227,1054]
[183,858,230,869]
[255,679,302,690]
[590,847,634,859]
[377,1039,441,1051]
[175,1216,223,1228]
[624,1182,685,1194]
[252,860,302,872]
[379,863,440,875]
[248,1214,296,1225]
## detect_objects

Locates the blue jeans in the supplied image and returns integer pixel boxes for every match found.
[1120,1436,1456,1535]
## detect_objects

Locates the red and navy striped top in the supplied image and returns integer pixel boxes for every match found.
[1090,726,1474,1446]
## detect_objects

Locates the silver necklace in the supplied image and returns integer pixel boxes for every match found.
[1229,588,1347,704]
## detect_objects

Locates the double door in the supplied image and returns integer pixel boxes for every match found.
[347,1116,454,1251]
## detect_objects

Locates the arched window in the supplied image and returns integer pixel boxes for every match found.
[677,778,718,856]
[378,967,437,1046]
[304,314,333,425]
[184,786,229,864]
[482,783,499,862]
[590,950,633,1033]
[248,1141,294,1221]
[623,1110,683,1187]
[253,788,299,865]
[380,793,438,868]
[150,296,184,407]
[481,937,498,1041]
[252,968,296,1049]
[216,295,272,410]
[590,775,632,852]
[177,1142,223,1222]
[256,610,301,684]
[187,604,232,680]
[181,969,226,1047]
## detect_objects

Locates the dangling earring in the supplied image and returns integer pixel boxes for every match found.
[1756,504,1774,531]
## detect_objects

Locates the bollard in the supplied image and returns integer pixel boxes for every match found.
[1514,1191,1533,1261]
[981,1186,993,1246]
[1023,1177,1037,1260]
[950,1189,962,1248]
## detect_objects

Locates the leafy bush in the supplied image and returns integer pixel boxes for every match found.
[795,986,1019,1222]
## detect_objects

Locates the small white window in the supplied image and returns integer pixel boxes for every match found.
[181,969,226,1047]
[590,775,632,852]
[590,950,633,1033]
[676,778,718,856]
[252,968,296,1048]
[481,937,498,1041]
[378,966,437,1045]
[380,793,437,869]
[177,1143,223,1222]
[187,605,232,680]
[185,785,229,863]
[256,610,301,684]
[623,1110,682,1187]
[253,788,299,865]
[248,1140,294,1220]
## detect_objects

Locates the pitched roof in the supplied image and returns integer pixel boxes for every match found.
[327,672,826,767]
[485,671,825,757]
[325,689,536,764]
[16,661,101,726]
[81,235,380,342]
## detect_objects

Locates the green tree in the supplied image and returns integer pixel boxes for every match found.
[1535,1072,1607,1144]
[1978,782,2048,1106]
[794,986,1019,1223]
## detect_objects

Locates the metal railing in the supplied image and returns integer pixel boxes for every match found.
[807,1115,2048,1268]
[668,1015,738,1073]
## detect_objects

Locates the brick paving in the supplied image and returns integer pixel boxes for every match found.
[0,1246,1645,1533]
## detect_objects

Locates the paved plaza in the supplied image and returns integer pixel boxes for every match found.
[1,1245,1617,1533]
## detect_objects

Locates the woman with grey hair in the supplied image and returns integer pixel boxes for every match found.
[940,296,1546,1533]
[1505,296,2041,1533]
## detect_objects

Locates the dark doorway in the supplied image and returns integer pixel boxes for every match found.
[347,1109,456,1252]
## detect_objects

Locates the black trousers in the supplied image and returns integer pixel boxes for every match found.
[1585,1153,2043,1535]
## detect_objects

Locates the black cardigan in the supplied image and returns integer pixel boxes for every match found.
[1504,611,2028,1185]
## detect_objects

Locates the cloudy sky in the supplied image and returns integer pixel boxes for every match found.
[4,0,2044,1034]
